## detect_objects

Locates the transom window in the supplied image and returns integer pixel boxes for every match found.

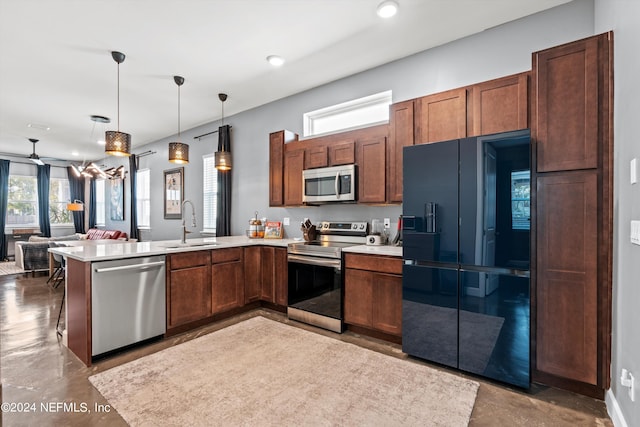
[303,90,392,137]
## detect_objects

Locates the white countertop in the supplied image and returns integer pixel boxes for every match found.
[49,236,300,262]
[342,244,402,257]
[49,236,403,262]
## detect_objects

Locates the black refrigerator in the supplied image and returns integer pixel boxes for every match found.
[402,129,531,388]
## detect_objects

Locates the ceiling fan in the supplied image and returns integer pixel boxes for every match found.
[27,138,45,165]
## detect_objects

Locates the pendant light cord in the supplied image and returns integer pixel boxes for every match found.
[117,61,120,132]
[178,84,181,139]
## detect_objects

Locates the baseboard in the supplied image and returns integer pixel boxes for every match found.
[606,388,629,427]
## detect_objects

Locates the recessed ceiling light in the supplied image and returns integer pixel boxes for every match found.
[97,139,105,145]
[267,55,285,67]
[71,151,79,156]
[376,0,398,18]
[27,123,51,131]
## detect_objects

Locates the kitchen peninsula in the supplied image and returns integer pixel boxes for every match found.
[50,237,402,366]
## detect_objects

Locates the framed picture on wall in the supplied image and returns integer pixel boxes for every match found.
[110,178,125,221]
[164,167,184,219]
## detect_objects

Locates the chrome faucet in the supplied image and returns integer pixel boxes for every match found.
[181,199,197,244]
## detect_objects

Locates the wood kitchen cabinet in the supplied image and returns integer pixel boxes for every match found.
[245,246,288,306]
[283,149,304,206]
[357,136,386,204]
[329,140,355,165]
[387,100,415,203]
[260,246,288,306]
[470,72,528,137]
[534,37,601,172]
[414,88,467,144]
[344,254,402,336]
[269,130,297,207]
[211,248,244,314]
[167,251,212,329]
[532,32,613,398]
[305,145,328,169]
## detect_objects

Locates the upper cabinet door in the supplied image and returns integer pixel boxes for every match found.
[305,146,329,169]
[414,88,466,144]
[357,136,386,204]
[388,100,415,203]
[471,73,528,137]
[329,140,355,166]
[534,37,599,172]
[269,131,285,206]
[283,149,304,206]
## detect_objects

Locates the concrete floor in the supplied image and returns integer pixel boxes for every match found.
[0,273,612,426]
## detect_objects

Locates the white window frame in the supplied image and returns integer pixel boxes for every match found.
[203,154,218,233]
[49,177,73,226]
[95,179,106,227]
[136,169,151,229]
[6,174,39,228]
[303,90,392,137]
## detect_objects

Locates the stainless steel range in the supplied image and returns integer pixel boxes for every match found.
[287,221,368,333]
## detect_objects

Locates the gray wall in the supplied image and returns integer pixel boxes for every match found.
[595,1,640,425]
[125,0,594,242]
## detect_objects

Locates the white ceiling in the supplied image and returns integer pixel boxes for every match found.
[0,0,571,163]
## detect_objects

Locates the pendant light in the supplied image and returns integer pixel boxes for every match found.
[105,51,131,157]
[214,93,231,170]
[169,76,188,164]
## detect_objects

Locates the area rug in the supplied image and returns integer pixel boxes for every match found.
[403,301,504,373]
[89,316,479,426]
[0,261,24,276]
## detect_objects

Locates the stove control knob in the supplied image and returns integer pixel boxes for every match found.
[323,223,329,229]
[351,224,357,230]
[360,224,365,230]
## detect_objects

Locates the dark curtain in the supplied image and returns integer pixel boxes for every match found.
[66,166,85,233]
[37,164,51,237]
[88,179,96,229]
[0,159,10,260]
[129,154,139,240]
[216,125,232,236]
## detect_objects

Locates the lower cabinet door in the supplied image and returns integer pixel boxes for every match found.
[372,272,402,336]
[168,266,211,328]
[344,268,373,328]
[212,260,244,314]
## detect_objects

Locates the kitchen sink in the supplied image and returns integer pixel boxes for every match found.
[161,242,219,249]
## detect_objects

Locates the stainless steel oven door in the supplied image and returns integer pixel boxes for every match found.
[287,254,343,333]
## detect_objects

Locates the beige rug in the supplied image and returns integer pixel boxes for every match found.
[0,261,24,276]
[89,316,479,426]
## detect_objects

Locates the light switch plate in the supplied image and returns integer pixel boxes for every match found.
[384,218,391,229]
[631,158,638,184]
[631,220,640,245]
[283,217,290,226]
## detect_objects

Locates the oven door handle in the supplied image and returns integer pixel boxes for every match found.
[288,254,341,269]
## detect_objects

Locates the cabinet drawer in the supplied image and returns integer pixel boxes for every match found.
[344,254,402,275]
[211,247,243,264]
[169,251,210,270]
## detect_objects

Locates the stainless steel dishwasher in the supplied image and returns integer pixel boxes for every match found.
[91,255,166,356]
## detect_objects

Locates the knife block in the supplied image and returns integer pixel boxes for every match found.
[302,225,317,242]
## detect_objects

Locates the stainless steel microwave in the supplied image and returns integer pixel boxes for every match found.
[302,164,356,203]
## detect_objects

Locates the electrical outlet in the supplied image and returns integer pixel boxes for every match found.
[283,217,290,226]
[631,158,638,184]
[384,218,391,229]
[621,369,636,402]
[631,221,640,246]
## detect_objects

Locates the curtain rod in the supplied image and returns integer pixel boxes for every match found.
[135,150,156,158]
[1,158,71,168]
[193,125,233,140]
